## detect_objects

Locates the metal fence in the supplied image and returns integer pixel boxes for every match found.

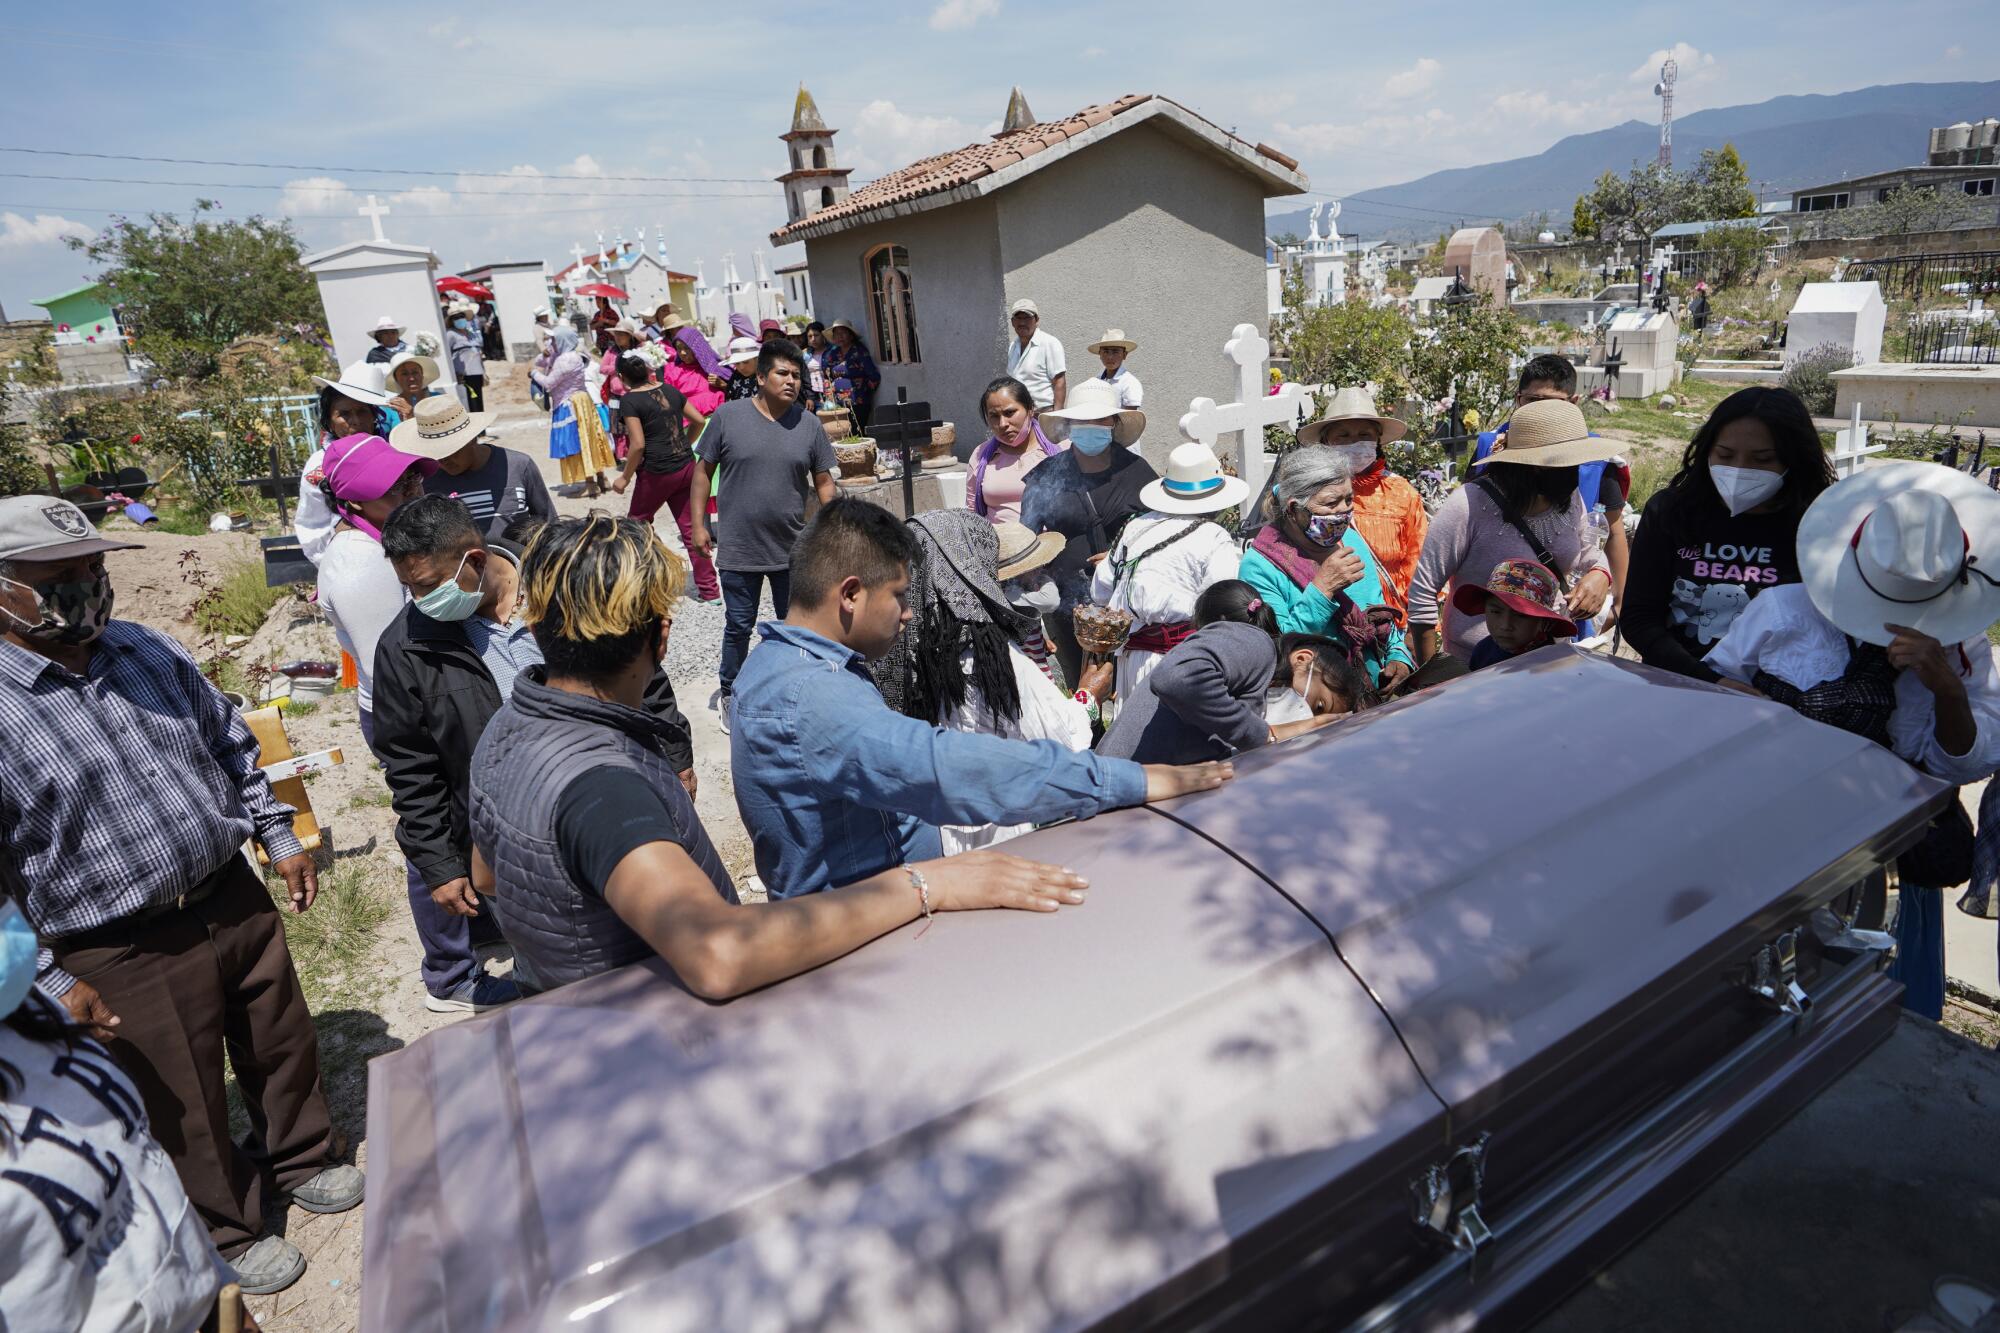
[1901,312,2000,363]
[1845,250,2000,303]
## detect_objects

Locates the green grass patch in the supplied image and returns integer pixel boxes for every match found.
[193,559,285,639]
[346,788,393,810]
[283,698,318,718]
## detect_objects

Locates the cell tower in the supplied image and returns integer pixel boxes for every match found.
[1654,57,1678,169]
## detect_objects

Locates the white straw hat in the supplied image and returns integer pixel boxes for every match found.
[992,519,1064,579]
[370,314,406,335]
[1041,376,1145,444]
[1086,328,1136,353]
[311,359,393,406]
[1298,386,1408,446]
[724,336,760,365]
[1139,442,1250,515]
[1798,461,2000,648]
[380,349,439,389]
[389,394,494,461]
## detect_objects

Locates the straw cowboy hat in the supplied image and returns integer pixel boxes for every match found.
[1140,441,1250,515]
[656,311,688,333]
[1450,557,1577,637]
[369,314,406,336]
[311,360,393,406]
[1298,386,1408,447]
[992,518,1064,581]
[380,349,439,388]
[1798,461,2000,648]
[723,336,760,366]
[1482,398,1619,468]
[1086,328,1137,354]
[611,317,647,342]
[390,394,494,461]
[1042,376,1146,445]
[826,318,857,335]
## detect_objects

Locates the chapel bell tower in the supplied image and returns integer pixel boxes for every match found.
[779,85,853,225]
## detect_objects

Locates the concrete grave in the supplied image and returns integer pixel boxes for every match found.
[463,261,549,362]
[1577,309,1682,398]
[1832,362,2000,430]
[1786,281,1885,368]
[303,231,454,386]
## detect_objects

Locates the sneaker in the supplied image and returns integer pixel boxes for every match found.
[424,973,521,1014]
[716,693,732,736]
[287,1163,365,1215]
[229,1234,306,1295]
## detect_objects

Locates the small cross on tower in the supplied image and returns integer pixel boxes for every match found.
[1177,323,1308,515]
[358,194,391,242]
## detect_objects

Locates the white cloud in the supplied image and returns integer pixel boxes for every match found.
[1630,42,1716,83]
[1946,44,1964,59]
[1382,57,1442,100]
[0,211,94,251]
[845,99,983,173]
[1489,89,1611,130]
[393,186,454,213]
[929,0,999,30]
[277,176,357,216]
[1251,90,1298,118]
[1273,108,1453,156]
[1082,45,1106,58]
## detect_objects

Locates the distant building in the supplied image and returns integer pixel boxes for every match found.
[769,89,1307,459]
[32,283,119,346]
[1790,116,2000,213]
[776,260,813,320]
[552,240,698,321]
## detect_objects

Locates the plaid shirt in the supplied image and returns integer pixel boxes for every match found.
[0,621,304,996]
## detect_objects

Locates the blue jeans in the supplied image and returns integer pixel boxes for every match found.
[358,707,498,996]
[719,569,791,697]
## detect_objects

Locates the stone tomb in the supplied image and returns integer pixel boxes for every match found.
[1786,281,1885,368]
[1440,227,1507,305]
[303,238,454,385]
[1577,309,1682,398]
[463,260,550,362]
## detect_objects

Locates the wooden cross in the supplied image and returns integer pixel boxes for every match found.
[358,194,390,241]
[1830,401,1885,479]
[1177,323,1308,516]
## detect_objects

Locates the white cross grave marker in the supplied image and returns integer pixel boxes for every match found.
[1178,323,1308,515]
[358,194,390,242]
[1830,400,1885,479]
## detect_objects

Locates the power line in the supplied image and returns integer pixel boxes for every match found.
[0,146,777,185]
[0,171,779,200]
[0,200,745,222]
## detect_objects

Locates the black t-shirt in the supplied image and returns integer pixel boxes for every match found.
[1623,481,1806,682]
[621,383,692,475]
[1020,449,1159,588]
[552,764,735,900]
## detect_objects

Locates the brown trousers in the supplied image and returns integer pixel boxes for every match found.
[52,854,335,1256]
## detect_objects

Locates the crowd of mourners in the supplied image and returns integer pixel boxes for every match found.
[3,291,2000,1328]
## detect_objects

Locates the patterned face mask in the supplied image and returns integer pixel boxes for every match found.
[0,570,115,644]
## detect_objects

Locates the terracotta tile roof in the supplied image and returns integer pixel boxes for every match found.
[771,93,1302,244]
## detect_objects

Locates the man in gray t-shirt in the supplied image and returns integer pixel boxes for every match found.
[423,439,556,541]
[689,339,837,711]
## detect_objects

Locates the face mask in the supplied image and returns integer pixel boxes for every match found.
[1264,682,1315,727]
[0,901,37,1019]
[1005,574,1062,616]
[1710,463,1786,516]
[0,570,114,644]
[1297,506,1350,548]
[1069,425,1115,456]
[1337,443,1378,474]
[414,552,483,621]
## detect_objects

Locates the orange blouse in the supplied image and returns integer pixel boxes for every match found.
[1350,464,1428,624]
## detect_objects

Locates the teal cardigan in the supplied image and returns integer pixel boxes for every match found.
[1239,528,1414,685]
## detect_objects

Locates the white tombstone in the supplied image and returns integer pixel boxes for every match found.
[465,260,548,362]
[617,253,677,316]
[1786,281,1886,368]
[1178,324,1308,516]
[302,237,454,387]
[753,252,786,323]
[1580,309,1681,398]
[1410,275,1452,316]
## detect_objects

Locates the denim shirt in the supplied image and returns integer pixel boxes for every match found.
[730,621,1150,899]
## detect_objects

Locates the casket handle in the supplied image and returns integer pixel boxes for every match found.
[1410,1132,1494,1254]
[1746,929,1815,1032]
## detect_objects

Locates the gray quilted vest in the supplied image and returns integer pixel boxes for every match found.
[469,668,734,991]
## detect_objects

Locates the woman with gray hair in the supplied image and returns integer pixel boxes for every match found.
[1240,444,1414,689]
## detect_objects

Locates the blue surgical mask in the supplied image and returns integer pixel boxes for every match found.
[414,552,482,622]
[0,901,37,1019]
[1069,425,1115,456]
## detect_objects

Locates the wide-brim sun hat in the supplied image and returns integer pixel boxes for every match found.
[827,318,856,334]
[1798,460,2000,648]
[370,315,406,336]
[992,519,1064,580]
[611,317,646,342]
[1042,376,1145,445]
[380,350,439,389]
[724,336,760,365]
[1483,398,1620,468]
[1450,556,1577,636]
[1298,385,1409,447]
[1087,328,1136,354]
[656,312,688,332]
[320,433,437,503]
[311,359,393,407]
[1140,441,1250,515]
[390,395,494,461]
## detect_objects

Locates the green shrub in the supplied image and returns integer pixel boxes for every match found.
[1781,342,1854,416]
[189,557,284,639]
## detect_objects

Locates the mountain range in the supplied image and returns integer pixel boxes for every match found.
[1268,80,2000,243]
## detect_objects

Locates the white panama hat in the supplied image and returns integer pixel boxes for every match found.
[1139,441,1250,515]
[390,394,494,461]
[1041,376,1145,445]
[311,359,393,407]
[370,314,406,335]
[1798,460,2000,648]
[380,349,439,389]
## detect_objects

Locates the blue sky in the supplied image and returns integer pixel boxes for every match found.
[0,3,1991,319]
